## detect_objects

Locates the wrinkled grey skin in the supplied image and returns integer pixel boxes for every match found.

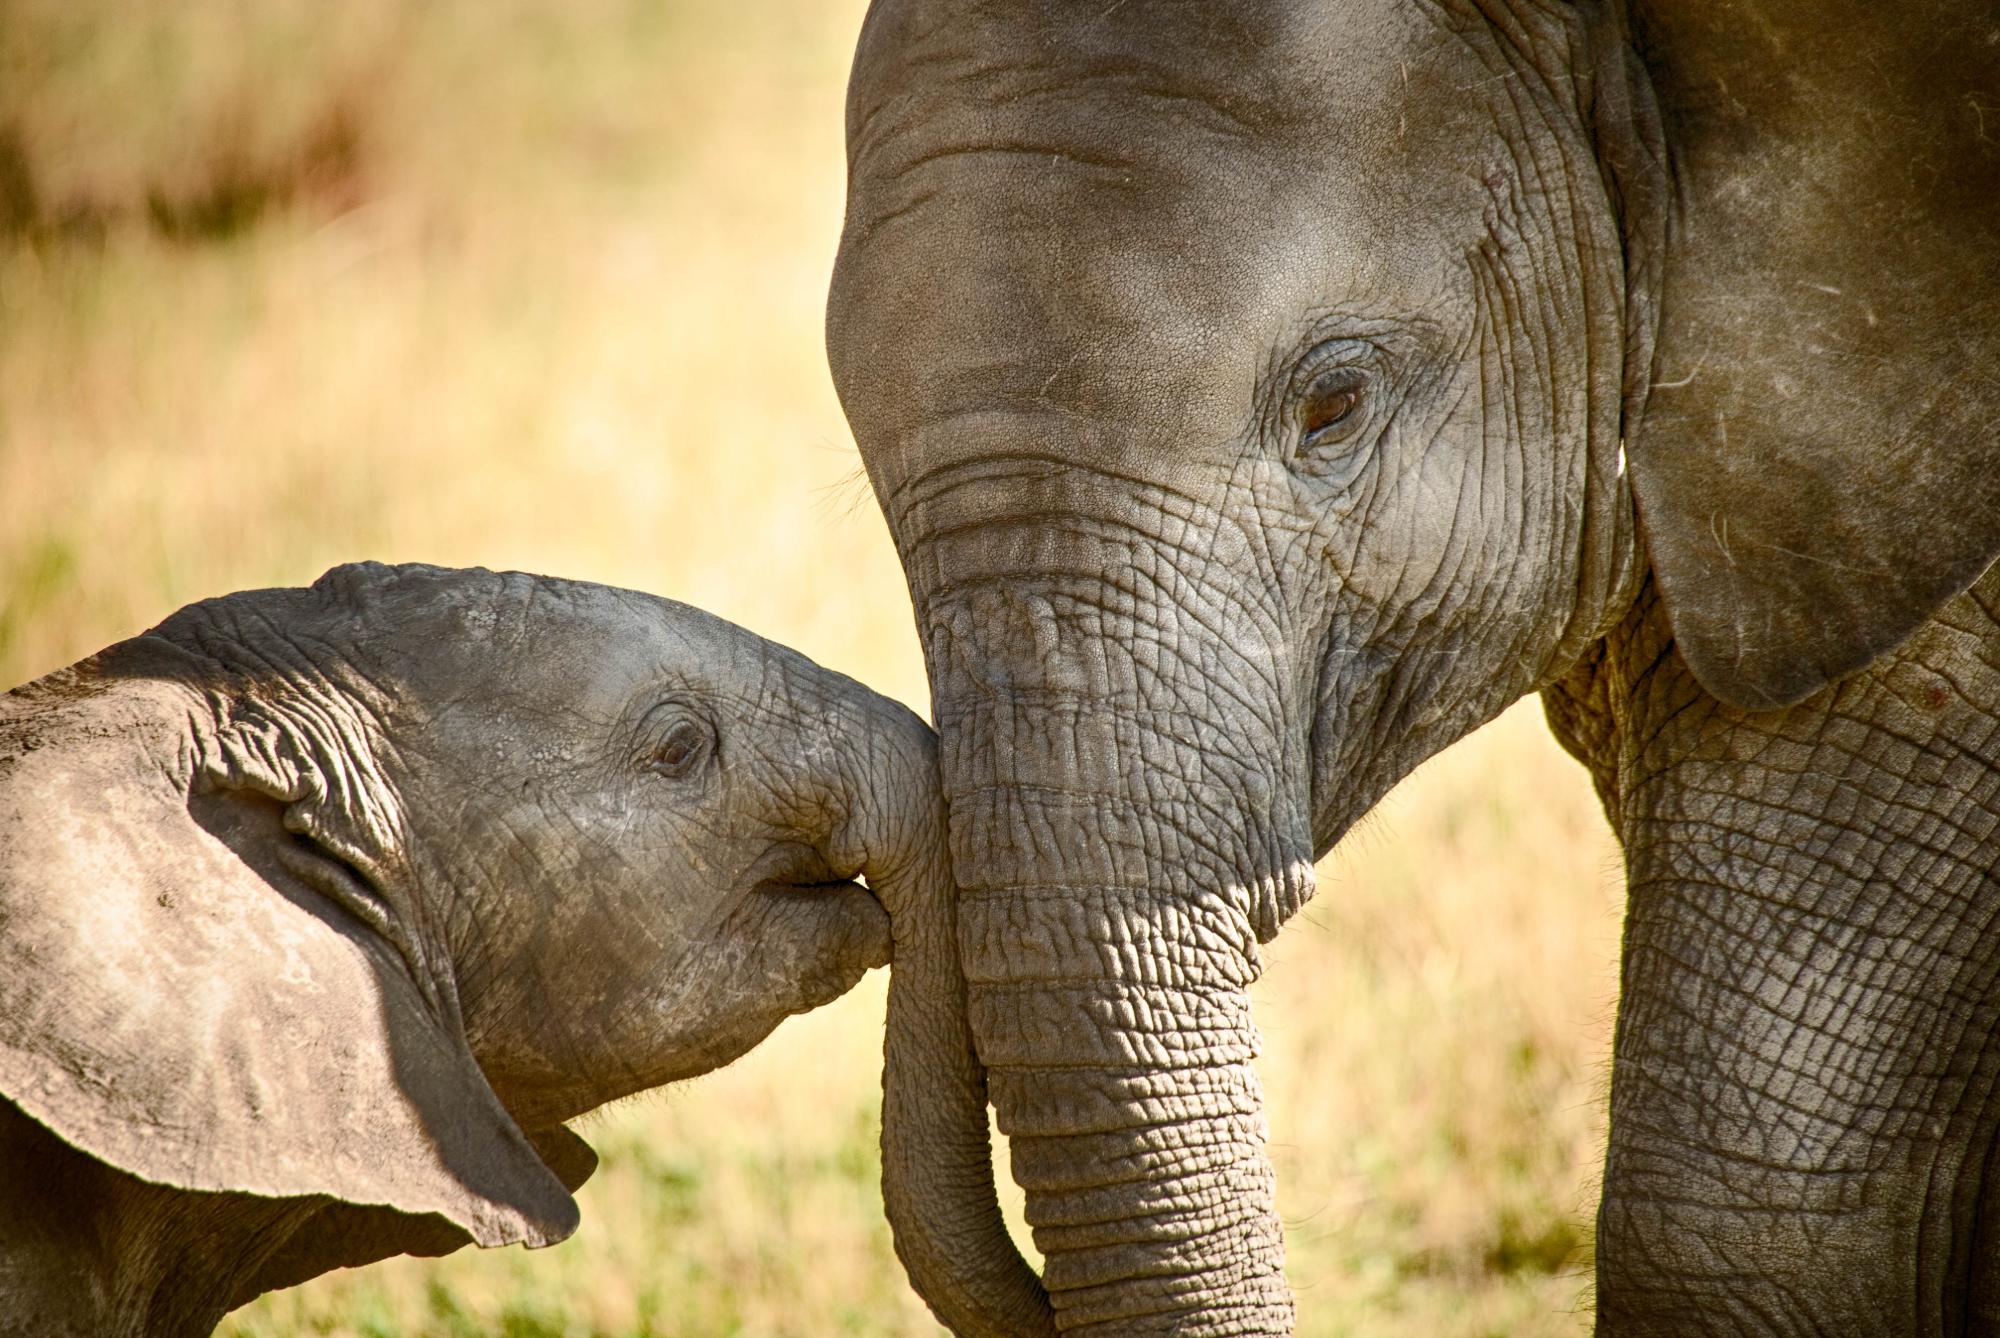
[828,0,2000,1331]
[0,562,1046,1338]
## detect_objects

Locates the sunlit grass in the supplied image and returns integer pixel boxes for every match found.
[3,4,1620,1333]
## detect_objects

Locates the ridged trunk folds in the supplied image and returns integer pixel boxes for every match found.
[926,600,1299,1334]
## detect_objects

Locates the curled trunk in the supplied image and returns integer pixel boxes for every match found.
[836,701,1053,1336]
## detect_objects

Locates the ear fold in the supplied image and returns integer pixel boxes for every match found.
[1619,0,2000,709]
[233,1125,599,1306]
[0,658,577,1249]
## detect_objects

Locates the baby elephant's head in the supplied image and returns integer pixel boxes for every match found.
[0,562,1046,1334]
[296,562,921,1120]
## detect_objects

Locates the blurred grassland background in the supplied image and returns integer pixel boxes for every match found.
[0,2,1625,1334]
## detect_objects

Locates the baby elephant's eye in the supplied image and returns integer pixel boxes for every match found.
[647,714,715,780]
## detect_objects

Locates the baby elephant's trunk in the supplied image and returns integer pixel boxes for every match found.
[818,685,1053,1337]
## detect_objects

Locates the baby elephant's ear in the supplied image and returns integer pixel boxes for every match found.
[0,657,577,1250]
[234,1127,600,1305]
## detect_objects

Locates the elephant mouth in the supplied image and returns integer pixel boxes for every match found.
[752,875,867,899]
[749,842,867,901]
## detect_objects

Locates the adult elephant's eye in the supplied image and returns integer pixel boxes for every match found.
[1295,364,1370,451]
[644,709,716,781]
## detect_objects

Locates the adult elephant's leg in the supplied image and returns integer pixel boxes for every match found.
[1563,582,2000,1333]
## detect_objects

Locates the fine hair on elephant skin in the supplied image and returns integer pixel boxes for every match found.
[827,0,2000,1331]
[0,562,1047,1338]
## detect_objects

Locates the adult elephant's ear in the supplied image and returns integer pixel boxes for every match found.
[0,645,578,1250]
[1618,0,2000,710]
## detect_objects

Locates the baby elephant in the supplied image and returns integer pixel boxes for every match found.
[0,563,1047,1338]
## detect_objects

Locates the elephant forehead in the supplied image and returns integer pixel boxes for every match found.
[849,0,1406,143]
[844,0,1505,234]
[836,155,1424,452]
[834,2,1501,443]
[388,582,762,714]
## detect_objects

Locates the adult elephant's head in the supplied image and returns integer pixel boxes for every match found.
[827,0,2000,1329]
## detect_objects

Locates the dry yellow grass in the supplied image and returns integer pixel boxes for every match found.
[1,4,1624,1333]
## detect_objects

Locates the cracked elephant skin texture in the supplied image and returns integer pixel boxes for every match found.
[826,0,2000,1331]
[0,562,1045,1338]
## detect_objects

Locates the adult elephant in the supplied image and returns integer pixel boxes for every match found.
[827,0,2000,1331]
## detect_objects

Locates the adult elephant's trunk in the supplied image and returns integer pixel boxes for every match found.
[829,691,1052,1336]
[916,568,1304,1334]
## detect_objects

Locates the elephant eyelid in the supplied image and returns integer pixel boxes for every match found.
[1293,364,1371,450]
[1281,339,1382,468]
[637,700,719,781]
